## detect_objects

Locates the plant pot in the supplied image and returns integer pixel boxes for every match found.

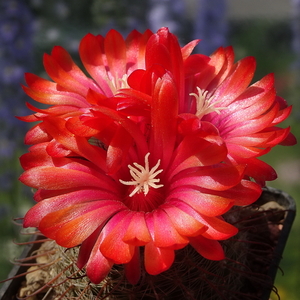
[258,187,296,300]
[0,187,296,300]
[0,235,48,300]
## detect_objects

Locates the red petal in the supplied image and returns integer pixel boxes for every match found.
[226,143,270,159]
[84,230,114,284]
[106,126,133,174]
[37,201,125,247]
[91,107,148,156]
[272,96,292,125]
[23,73,88,107]
[197,46,234,92]
[20,165,116,191]
[150,74,178,169]
[44,48,91,96]
[100,211,135,264]
[65,116,100,137]
[189,235,225,260]
[222,103,279,138]
[214,73,275,121]
[42,117,107,170]
[125,29,152,72]
[146,27,183,82]
[125,246,141,284]
[213,87,275,129]
[198,215,238,240]
[115,89,151,116]
[236,180,263,204]
[225,131,278,147]
[213,179,262,206]
[279,130,297,146]
[23,189,120,227]
[79,33,113,96]
[168,133,227,178]
[147,27,185,108]
[86,248,113,284]
[122,212,152,246]
[213,56,256,107]
[20,143,53,170]
[145,210,188,249]
[144,242,175,275]
[168,199,238,240]
[233,156,278,183]
[184,54,211,77]
[104,29,127,79]
[169,188,234,217]
[23,101,83,119]
[170,164,245,192]
[77,226,101,269]
[46,139,72,157]
[24,123,51,145]
[162,203,207,237]
[49,46,100,93]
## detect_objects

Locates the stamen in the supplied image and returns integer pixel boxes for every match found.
[119,153,164,197]
[190,87,226,118]
[107,74,129,94]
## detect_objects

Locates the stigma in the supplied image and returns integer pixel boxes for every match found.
[190,87,226,118]
[119,153,164,197]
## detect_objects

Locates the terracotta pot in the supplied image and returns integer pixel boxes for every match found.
[0,187,296,300]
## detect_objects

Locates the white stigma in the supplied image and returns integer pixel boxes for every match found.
[190,87,226,118]
[119,153,164,197]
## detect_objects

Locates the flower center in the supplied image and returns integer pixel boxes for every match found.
[190,87,226,118]
[119,153,164,197]
[107,74,129,95]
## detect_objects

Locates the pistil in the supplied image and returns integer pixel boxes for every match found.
[120,153,164,197]
[107,74,129,94]
[190,87,226,118]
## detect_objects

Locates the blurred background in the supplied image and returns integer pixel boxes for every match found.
[0,0,299,298]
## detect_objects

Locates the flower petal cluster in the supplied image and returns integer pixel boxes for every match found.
[19,27,296,284]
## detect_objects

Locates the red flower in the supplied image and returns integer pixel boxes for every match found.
[185,47,296,184]
[19,29,153,145]
[19,28,295,285]
[129,27,296,185]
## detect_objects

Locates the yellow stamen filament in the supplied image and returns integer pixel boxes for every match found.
[119,153,164,197]
[190,87,226,118]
